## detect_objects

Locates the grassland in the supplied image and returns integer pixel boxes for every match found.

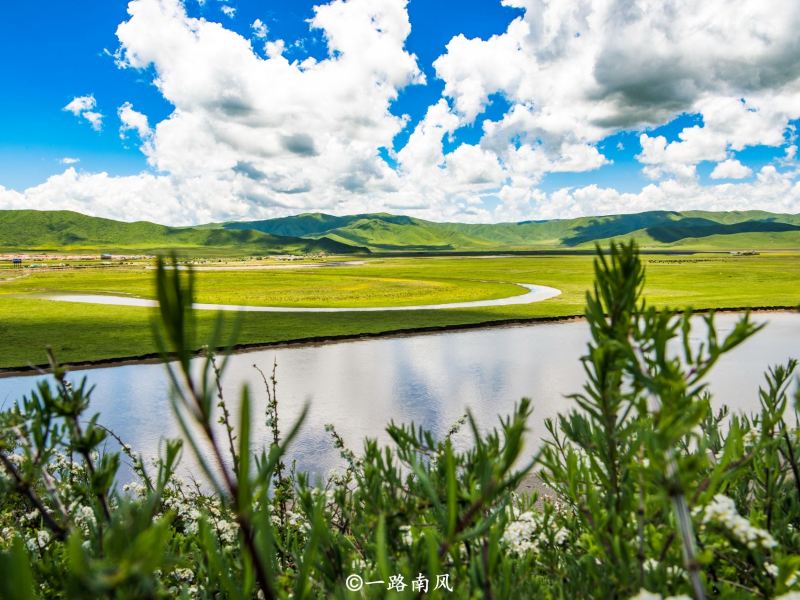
[1,253,798,370]
[0,266,521,308]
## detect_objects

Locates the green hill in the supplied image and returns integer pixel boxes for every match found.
[4,208,800,256]
[223,210,800,252]
[0,210,364,255]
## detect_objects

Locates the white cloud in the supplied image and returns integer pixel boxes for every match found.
[220,5,235,18]
[710,158,753,180]
[492,165,800,223]
[434,0,800,185]
[60,157,80,165]
[0,168,236,225]
[63,95,95,115]
[637,97,796,179]
[251,18,267,39]
[8,0,800,225]
[118,101,152,141]
[63,95,104,131]
[109,0,424,216]
[4,163,798,228]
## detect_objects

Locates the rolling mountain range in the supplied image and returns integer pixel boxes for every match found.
[223,210,800,252]
[2,208,800,255]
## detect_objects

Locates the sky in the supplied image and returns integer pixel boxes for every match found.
[1,0,800,225]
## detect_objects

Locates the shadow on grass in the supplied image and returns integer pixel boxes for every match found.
[562,212,800,246]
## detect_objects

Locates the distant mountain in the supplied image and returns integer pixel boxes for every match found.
[0,210,364,255]
[223,210,800,251]
[3,208,800,255]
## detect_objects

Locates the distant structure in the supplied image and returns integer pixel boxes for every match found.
[11,257,22,268]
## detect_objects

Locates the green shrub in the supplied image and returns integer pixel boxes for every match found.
[1,241,798,599]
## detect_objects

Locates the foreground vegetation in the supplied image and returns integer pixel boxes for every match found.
[1,252,799,369]
[1,242,799,598]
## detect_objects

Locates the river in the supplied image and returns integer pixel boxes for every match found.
[1,312,797,482]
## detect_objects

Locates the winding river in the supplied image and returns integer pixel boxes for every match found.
[1,312,797,482]
[41,283,561,312]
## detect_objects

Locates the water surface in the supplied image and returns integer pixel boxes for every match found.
[1,313,797,482]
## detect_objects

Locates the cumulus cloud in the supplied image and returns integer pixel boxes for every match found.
[5,162,799,228]
[7,0,800,224]
[436,0,800,174]
[251,18,267,38]
[60,157,80,165]
[220,4,235,18]
[118,101,152,141]
[0,168,244,225]
[63,95,104,131]
[710,158,753,180]
[493,166,800,223]
[109,0,424,215]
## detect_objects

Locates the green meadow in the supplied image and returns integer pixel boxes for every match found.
[1,252,798,370]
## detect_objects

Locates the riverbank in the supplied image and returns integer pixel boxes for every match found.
[2,253,799,371]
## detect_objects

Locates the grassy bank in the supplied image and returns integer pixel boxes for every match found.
[1,253,798,369]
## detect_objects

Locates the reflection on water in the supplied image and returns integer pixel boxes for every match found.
[1,313,797,482]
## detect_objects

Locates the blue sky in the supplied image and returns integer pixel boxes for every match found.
[1,0,798,224]
[0,0,527,190]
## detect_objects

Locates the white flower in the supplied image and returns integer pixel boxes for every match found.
[502,511,539,555]
[666,565,686,580]
[743,428,759,447]
[630,592,690,600]
[173,568,194,582]
[553,527,569,545]
[399,525,413,546]
[26,530,51,553]
[122,482,146,497]
[22,510,39,523]
[6,453,24,466]
[217,520,237,544]
[0,527,13,545]
[698,494,777,550]
[643,559,659,572]
[73,505,96,534]
[630,590,662,600]
[351,558,367,571]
